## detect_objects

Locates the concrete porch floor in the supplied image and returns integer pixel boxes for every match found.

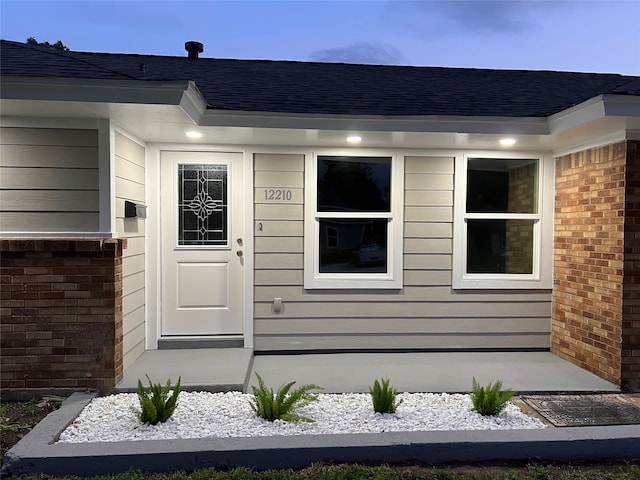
[116,349,618,393]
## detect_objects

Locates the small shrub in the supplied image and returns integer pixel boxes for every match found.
[369,377,403,414]
[249,372,322,422]
[470,377,515,417]
[137,374,181,425]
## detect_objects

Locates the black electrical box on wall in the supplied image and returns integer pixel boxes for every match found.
[124,200,147,218]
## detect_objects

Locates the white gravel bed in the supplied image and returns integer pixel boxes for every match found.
[57,391,545,443]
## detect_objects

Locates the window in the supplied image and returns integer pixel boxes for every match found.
[453,155,553,289]
[304,154,403,289]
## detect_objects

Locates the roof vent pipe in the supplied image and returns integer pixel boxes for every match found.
[185,41,204,59]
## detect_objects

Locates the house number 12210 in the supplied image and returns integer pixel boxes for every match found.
[264,189,293,201]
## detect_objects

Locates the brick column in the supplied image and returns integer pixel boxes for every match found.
[0,238,125,398]
[552,141,639,391]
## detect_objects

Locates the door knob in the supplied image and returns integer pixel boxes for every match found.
[236,250,243,257]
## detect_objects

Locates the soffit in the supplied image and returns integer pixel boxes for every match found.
[1,96,637,153]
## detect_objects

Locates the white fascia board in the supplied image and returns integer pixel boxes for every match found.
[200,110,550,135]
[548,95,606,134]
[549,94,640,134]
[0,77,200,110]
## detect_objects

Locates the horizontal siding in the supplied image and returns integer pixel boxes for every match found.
[255,237,304,253]
[0,145,98,168]
[254,154,552,352]
[405,206,453,222]
[254,154,305,171]
[255,204,303,220]
[254,171,303,187]
[116,217,146,235]
[116,155,145,184]
[255,253,303,269]
[254,286,552,303]
[0,190,98,212]
[0,212,99,231]
[1,127,98,146]
[254,301,550,318]
[404,254,451,270]
[256,317,550,335]
[255,334,550,351]
[115,132,146,370]
[405,190,453,206]
[0,127,99,232]
[115,177,145,202]
[404,238,452,254]
[255,220,303,237]
[0,168,99,190]
[404,223,452,238]
[123,321,145,372]
[123,270,145,294]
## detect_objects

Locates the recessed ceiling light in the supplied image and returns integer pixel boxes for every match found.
[499,138,516,147]
[346,135,362,144]
[186,131,202,139]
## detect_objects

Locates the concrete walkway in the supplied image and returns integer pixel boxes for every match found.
[117,350,618,394]
[3,391,639,478]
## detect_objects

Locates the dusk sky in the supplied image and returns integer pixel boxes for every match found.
[1,0,639,75]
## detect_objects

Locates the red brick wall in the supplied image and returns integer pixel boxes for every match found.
[622,141,640,391]
[552,141,638,390]
[0,238,125,397]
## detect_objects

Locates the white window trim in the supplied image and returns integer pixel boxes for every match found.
[304,151,404,289]
[452,152,554,290]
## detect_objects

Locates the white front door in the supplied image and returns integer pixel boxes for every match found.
[160,150,244,336]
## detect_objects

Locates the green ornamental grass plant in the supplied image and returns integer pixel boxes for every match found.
[369,377,403,414]
[136,375,181,425]
[470,377,515,417]
[250,372,323,423]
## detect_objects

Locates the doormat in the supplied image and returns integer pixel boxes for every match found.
[520,394,640,427]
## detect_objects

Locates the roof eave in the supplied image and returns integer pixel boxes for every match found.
[0,76,207,118]
[549,94,640,134]
[199,109,551,136]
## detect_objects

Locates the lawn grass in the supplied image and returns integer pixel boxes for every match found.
[14,463,640,480]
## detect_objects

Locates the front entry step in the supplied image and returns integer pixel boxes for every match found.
[158,337,244,350]
[115,348,254,393]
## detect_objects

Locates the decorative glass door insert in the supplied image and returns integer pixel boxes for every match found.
[177,163,229,247]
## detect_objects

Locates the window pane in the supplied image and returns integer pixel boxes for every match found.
[317,156,391,212]
[467,158,538,214]
[466,219,534,274]
[178,164,228,246]
[319,219,387,273]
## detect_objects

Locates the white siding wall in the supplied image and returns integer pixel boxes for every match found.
[115,132,146,369]
[0,127,99,232]
[254,153,551,351]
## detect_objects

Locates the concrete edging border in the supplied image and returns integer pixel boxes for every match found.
[3,392,640,477]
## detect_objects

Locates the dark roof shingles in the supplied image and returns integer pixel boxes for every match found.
[1,39,638,117]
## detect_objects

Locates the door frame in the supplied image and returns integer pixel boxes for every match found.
[146,144,254,349]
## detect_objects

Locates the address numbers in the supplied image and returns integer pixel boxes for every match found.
[264,189,293,201]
